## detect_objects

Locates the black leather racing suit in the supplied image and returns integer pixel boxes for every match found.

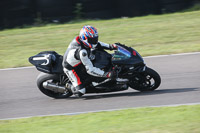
[62,36,113,90]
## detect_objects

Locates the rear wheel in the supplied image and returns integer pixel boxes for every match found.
[129,67,161,91]
[37,73,73,99]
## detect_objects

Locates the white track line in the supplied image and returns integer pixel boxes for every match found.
[1,102,200,121]
[0,66,34,71]
[0,52,200,71]
[143,52,200,59]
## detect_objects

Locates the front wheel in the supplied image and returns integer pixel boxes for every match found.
[37,73,73,99]
[128,67,161,91]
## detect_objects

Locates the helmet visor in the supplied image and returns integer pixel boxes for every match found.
[88,37,98,44]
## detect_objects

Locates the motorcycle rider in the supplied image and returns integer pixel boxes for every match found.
[62,25,118,97]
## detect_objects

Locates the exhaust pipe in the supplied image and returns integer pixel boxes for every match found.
[43,82,67,93]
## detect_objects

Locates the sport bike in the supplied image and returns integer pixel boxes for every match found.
[29,43,161,98]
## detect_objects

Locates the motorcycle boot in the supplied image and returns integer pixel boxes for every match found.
[74,88,86,97]
[65,83,75,93]
[66,83,85,97]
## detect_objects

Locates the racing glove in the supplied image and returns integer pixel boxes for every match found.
[109,43,118,50]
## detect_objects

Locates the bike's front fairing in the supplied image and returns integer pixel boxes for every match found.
[112,45,144,66]
[92,44,145,71]
[92,50,112,71]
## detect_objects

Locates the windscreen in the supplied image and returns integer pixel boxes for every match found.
[117,45,131,58]
[112,45,131,61]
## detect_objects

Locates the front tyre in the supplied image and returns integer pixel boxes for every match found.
[129,67,161,91]
[37,73,73,99]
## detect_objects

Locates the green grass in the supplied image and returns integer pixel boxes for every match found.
[0,11,200,68]
[0,105,200,133]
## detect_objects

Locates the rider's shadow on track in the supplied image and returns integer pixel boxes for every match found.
[77,87,199,100]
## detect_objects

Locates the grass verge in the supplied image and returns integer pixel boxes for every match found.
[0,105,200,133]
[0,11,200,68]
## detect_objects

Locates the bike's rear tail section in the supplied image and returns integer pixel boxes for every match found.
[29,51,64,74]
[29,51,72,99]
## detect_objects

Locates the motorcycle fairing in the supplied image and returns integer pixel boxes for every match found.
[112,44,144,66]
[91,44,145,75]
[92,50,112,71]
[29,51,63,74]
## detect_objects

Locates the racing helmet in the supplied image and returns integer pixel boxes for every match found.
[79,25,98,49]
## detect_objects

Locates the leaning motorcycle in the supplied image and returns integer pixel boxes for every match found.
[29,43,161,98]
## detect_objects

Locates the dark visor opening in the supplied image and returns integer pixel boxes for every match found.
[88,37,98,44]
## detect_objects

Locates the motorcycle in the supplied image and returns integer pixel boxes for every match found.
[29,43,161,98]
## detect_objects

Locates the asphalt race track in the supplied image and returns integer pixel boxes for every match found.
[0,52,200,120]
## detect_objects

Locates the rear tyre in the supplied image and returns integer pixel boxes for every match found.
[37,73,73,99]
[129,67,161,91]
